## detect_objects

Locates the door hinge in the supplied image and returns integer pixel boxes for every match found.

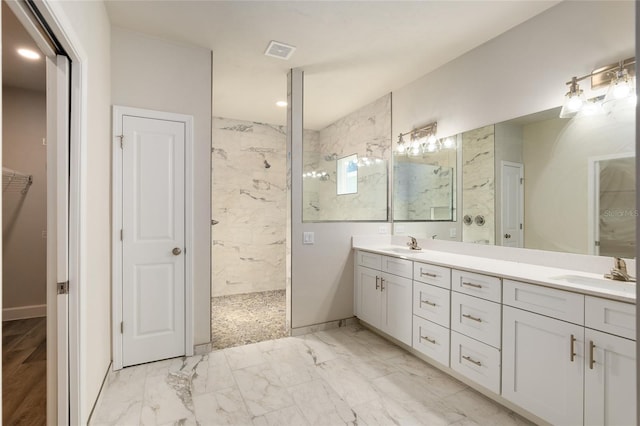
[595,240,601,247]
[520,223,523,230]
[120,322,123,334]
[120,229,123,241]
[57,281,69,295]
[520,177,524,184]
[117,134,124,148]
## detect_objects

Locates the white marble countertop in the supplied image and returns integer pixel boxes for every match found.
[352,243,636,304]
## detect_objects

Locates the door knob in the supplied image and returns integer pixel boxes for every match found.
[172,247,182,256]
[504,233,511,239]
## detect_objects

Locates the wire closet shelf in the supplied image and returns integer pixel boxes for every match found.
[3,167,33,195]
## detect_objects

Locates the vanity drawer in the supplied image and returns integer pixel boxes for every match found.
[503,280,584,325]
[413,262,451,289]
[451,331,501,394]
[413,282,450,327]
[382,255,413,279]
[452,270,501,303]
[585,296,635,340]
[413,316,450,367]
[451,292,501,349]
[357,250,382,270]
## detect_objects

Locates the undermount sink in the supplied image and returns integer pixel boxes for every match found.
[381,247,422,255]
[551,274,635,290]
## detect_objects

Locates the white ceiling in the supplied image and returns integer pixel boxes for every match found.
[106,1,559,130]
[2,2,46,92]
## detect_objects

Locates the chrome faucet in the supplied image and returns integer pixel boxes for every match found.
[407,236,421,250]
[604,257,636,282]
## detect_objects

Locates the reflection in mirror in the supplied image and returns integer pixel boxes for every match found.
[393,136,458,221]
[302,92,390,222]
[594,155,635,258]
[460,104,635,256]
[337,154,358,195]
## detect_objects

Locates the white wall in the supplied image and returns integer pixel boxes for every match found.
[46,0,112,423]
[391,0,634,239]
[2,86,47,316]
[111,27,212,345]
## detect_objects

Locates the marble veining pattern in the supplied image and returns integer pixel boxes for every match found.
[303,94,390,221]
[462,125,495,245]
[211,117,286,296]
[91,324,533,425]
[394,162,454,221]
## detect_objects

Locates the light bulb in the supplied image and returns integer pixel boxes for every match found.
[566,95,584,112]
[18,48,40,60]
[442,138,455,149]
[396,144,406,154]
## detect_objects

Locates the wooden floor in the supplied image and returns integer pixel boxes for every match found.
[3,317,46,426]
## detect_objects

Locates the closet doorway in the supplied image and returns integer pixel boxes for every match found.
[2,1,73,424]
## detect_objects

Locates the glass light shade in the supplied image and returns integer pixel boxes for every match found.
[559,90,586,118]
[442,137,455,149]
[577,99,604,117]
[604,74,635,104]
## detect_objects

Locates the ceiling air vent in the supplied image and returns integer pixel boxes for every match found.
[264,40,296,60]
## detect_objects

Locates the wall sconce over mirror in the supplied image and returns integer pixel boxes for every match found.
[396,121,452,156]
[560,57,636,118]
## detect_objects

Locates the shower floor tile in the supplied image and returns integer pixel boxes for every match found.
[211,290,288,350]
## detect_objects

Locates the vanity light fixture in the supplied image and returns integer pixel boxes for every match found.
[396,121,438,156]
[560,57,636,118]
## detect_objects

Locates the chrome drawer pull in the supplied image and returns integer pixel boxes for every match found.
[462,313,482,323]
[589,340,596,369]
[462,355,482,367]
[375,276,380,290]
[462,281,482,289]
[380,278,385,291]
[420,335,436,344]
[421,299,437,307]
[421,270,437,278]
[570,334,577,362]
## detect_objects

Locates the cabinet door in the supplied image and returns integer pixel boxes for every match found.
[584,329,636,426]
[357,266,381,328]
[502,306,584,425]
[381,272,412,345]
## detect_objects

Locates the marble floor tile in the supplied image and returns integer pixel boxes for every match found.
[192,387,253,425]
[232,363,294,416]
[91,325,533,426]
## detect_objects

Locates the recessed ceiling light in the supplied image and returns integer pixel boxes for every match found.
[17,48,41,60]
[276,101,288,107]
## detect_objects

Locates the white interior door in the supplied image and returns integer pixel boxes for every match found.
[501,161,523,248]
[121,115,186,367]
[46,54,70,426]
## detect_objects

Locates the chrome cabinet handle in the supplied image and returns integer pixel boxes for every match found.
[172,247,182,256]
[462,281,482,289]
[421,299,437,307]
[570,334,577,362]
[420,335,436,344]
[462,313,482,323]
[589,340,596,369]
[380,278,385,291]
[375,276,380,290]
[462,355,482,367]
[421,270,437,278]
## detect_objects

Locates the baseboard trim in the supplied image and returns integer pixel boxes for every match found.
[3,304,47,321]
[290,317,358,337]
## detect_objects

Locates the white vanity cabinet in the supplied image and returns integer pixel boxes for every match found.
[354,251,412,345]
[502,280,636,425]
[584,297,636,426]
[450,269,502,394]
[412,261,451,366]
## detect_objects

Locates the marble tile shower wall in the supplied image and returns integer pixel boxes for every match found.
[303,94,391,221]
[394,162,454,221]
[462,125,495,245]
[211,118,287,297]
